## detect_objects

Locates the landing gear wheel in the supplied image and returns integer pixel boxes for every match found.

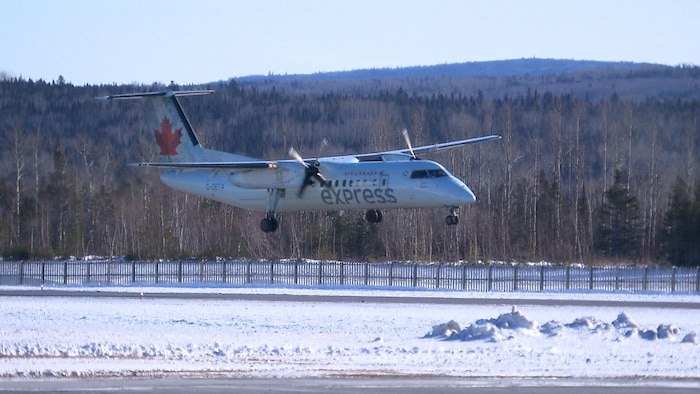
[445,215,459,226]
[260,216,279,232]
[365,209,383,223]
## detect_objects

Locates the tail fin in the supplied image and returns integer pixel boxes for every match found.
[100,90,213,163]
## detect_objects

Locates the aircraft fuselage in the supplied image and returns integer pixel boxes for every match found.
[160,159,475,213]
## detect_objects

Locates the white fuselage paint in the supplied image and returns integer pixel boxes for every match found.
[160,160,476,213]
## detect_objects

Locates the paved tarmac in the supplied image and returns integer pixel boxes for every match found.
[1,288,699,309]
[1,377,699,393]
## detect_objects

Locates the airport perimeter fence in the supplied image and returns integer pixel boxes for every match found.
[1,259,699,293]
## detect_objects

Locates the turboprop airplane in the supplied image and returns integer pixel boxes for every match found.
[101,90,500,232]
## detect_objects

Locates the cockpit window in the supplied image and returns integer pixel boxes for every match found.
[410,170,428,179]
[410,169,447,179]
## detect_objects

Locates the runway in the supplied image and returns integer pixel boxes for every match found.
[2,377,699,393]
[1,288,699,309]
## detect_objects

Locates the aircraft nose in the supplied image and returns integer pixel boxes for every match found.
[458,184,476,204]
[443,178,476,205]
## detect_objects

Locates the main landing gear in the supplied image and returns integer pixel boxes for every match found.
[261,189,282,233]
[364,208,459,226]
[365,209,383,223]
[260,215,278,232]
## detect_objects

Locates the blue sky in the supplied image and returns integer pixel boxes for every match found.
[2,0,698,85]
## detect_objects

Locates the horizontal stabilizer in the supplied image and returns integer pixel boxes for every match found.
[128,161,278,170]
[97,90,214,100]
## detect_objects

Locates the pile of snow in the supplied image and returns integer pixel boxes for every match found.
[428,309,697,344]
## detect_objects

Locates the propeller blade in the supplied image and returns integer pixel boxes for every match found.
[402,129,416,159]
[314,138,329,162]
[290,144,328,198]
[297,174,312,198]
[289,147,309,168]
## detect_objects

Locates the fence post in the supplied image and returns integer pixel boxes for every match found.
[389,263,394,287]
[270,261,274,284]
[364,262,369,286]
[513,265,519,291]
[671,267,677,292]
[565,265,570,290]
[462,264,467,290]
[589,266,594,290]
[155,262,159,284]
[340,262,344,286]
[615,268,620,290]
[696,267,700,293]
[539,266,545,291]
[317,261,322,285]
[487,265,493,291]
[294,261,299,285]
[19,261,24,285]
[412,263,418,288]
[435,264,441,289]
[245,260,251,284]
[643,267,648,291]
[63,261,68,285]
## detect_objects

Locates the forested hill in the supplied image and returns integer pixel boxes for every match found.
[1,59,699,266]
[240,59,653,80]
[236,58,700,100]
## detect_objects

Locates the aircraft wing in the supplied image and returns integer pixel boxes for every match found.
[353,134,501,161]
[129,134,501,168]
[129,161,278,169]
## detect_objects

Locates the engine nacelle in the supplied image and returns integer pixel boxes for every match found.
[229,169,300,189]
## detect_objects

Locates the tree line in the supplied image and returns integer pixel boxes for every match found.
[0,74,699,266]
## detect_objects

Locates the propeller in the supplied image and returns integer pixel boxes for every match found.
[401,129,417,159]
[289,139,328,198]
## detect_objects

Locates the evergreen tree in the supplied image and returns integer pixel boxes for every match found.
[661,178,700,266]
[595,170,642,260]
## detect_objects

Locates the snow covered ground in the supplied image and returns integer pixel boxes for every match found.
[1,285,699,386]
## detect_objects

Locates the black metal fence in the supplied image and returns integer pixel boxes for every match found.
[1,260,699,293]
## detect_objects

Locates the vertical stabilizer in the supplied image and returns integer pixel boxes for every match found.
[100,90,213,163]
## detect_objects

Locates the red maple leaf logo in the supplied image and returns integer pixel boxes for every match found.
[154,117,182,156]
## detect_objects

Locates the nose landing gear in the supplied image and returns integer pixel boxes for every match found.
[445,207,459,226]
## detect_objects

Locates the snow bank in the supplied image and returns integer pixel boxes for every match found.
[428,310,697,343]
